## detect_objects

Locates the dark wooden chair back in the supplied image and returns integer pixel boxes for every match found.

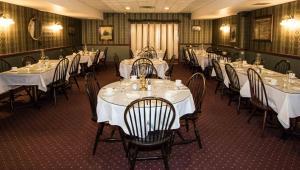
[113,53,120,77]
[124,97,176,143]
[69,54,81,75]
[131,58,156,78]
[0,59,11,73]
[247,68,269,109]
[92,50,101,66]
[102,47,108,64]
[165,55,175,77]
[85,72,100,121]
[52,58,69,86]
[163,49,168,61]
[274,60,290,74]
[129,49,134,59]
[225,64,240,92]
[212,59,224,81]
[22,56,37,66]
[186,73,206,115]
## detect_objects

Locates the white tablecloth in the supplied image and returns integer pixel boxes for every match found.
[119,58,169,79]
[0,60,69,92]
[96,79,195,135]
[194,50,209,68]
[66,51,99,67]
[134,50,165,59]
[214,62,300,128]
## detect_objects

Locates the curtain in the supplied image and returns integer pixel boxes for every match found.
[130,23,179,59]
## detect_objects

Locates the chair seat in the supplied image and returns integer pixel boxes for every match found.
[180,112,200,120]
[127,130,173,146]
[250,99,272,111]
[49,80,67,88]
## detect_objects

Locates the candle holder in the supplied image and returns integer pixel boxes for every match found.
[139,75,147,91]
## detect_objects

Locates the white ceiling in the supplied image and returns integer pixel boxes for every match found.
[1,0,296,19]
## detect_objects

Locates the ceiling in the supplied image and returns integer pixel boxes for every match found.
[1,0,296,19]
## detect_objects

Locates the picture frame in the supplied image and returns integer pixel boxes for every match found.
[230,24,237,43]
[99,26,113,41]
[253,15,273,41]
[192,25,201,31]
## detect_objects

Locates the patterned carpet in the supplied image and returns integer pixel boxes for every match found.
[0,64,300,169]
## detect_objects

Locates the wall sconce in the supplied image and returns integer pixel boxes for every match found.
[48,23,63,32]
[280,16,300,30]
[220,24,230,33]
[0,13,15,27]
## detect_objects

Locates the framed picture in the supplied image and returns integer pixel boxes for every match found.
[99,26,113,41]
[253,15,273,41]
[230,24,237,43]
[192,25,201,31]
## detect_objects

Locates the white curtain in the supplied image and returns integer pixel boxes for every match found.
[130,23,179,59]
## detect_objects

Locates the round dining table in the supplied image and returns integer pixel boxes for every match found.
[96,79,195,135]
[119,58,169,79]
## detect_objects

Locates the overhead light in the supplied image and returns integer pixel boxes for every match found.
[280,16,300,29]
[125,6,130,10]
[48,23,63,32]
[220,24,230,33]
[0,14,15,27]
[164,7,169,10]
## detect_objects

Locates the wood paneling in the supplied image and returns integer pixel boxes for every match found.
[0,1,82,55]
[82,13,212,45]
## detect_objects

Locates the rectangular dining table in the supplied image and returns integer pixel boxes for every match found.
[213,62,300,129]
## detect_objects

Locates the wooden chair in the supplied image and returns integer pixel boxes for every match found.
[21,56,37,66]
[129,49,134,59]
[98,47,108,67]
[69,54,81,89]
[90,50,100,73]
[123,97,176,170]
[212,59,225,95]
[163,49,168,61]
[225,64,241,113]
[191,50,203,73]
[113,53,121,78]
[130,58,156,78]
[48,58,69,105]
[179,73,206,149]
[164,55,175,79]
[274,60,290,74]
[247,68,272,136]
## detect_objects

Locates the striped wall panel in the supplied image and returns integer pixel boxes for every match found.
[212,1,300,56]
[0,1,82,55]
[81,13,212,45]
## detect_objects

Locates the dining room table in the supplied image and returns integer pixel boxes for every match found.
[0,60,69,102]
[66,50,102,67]
[119,58,169,79]
[96,79,195,135]
[213,61,300,129]
[194,49,209,68]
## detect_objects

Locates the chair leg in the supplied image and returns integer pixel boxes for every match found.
[161,144,170,170]
[73,76,80,89]
[62,87,68,100]
[9,90,14,112]
[237,95,241,114]
[215,81,220,94]
[119,128,128,157]
[93,123,105,155]
[53,88,57,105]
[185,119,189,132]
[227,92,232,106]
[192,120,202,149]
[128,145,138,170]
[262,110,268,137]
[247,106,257,123]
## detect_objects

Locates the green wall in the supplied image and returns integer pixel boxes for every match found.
[0,1,82,55]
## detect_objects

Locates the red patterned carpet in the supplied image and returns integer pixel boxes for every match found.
[0,64,300,169]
